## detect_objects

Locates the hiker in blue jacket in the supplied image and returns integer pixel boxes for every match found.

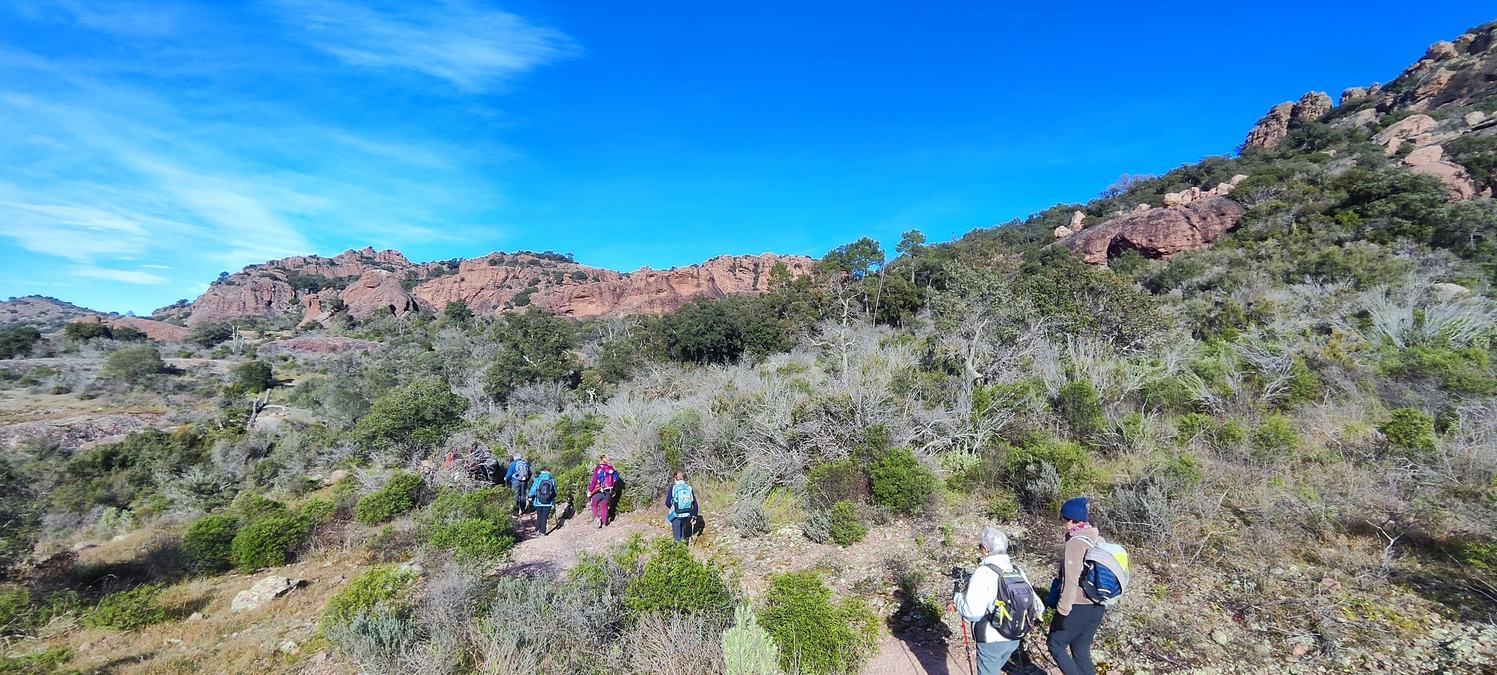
[528,468,557,535]
[504,453,533,515]
[665,472,699,544]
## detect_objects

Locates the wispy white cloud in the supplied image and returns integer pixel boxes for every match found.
[69,265,170,285]
[11,0,193,38]
[269,0,572,92]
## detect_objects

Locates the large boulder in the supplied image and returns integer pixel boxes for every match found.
[1059,196,1246,265]
[1243,102,1295,150]
[231,575,305,612]
[1403,144,1480,200]
[338,271,419,320]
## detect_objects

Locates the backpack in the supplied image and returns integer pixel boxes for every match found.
[512,459,531,481]
[979,563,1041,640]
[672,483,695,513]
[1072,535,1130,607]
[594,466,616,491]
[535,478,556,504]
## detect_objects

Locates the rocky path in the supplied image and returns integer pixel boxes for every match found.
[497,502,662,577]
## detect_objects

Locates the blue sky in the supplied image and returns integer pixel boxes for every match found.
[0,1,1492,314]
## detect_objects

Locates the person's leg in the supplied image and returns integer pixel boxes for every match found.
[1069,605,1104,675]
[671,516,685,542]
[974,639,1019,675]
[536,506,550,535]
[1048,613,1082,675]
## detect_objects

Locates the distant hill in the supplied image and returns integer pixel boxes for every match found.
[0,295,105,330]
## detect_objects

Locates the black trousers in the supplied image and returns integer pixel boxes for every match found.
[1047,604,1104,675]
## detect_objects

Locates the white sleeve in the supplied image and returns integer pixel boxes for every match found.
[953,567,996,623]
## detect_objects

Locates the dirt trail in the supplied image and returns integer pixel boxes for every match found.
[498,502,663,577]
[862,634,1053,675]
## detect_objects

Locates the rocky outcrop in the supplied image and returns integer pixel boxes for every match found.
[186,276,297,325]
[533,254,816,318]
[1243,93,1332,150]
[1371,113,1482,199]
[1243,102,1295,150]
[1058,196,1246,265]
[102,317,187,342]
[231,576,305,612]
[0,413,166,452]
[409,254,624,316]
[1380,23,1497,112]
[1403,144,1481,200]
[337,271,419,320]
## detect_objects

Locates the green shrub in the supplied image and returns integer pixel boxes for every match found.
[299,498,338,525]
[0,326,42,360]
[1388,347,1496,395]
[0,586,31,636]
[1250,415,1298,457]
[427,518,516,560]
[182,514,239,572]
[351,378,469,450]
[230,515,310,571]
[1215,419,1247,449]
[232,360,274,393]
[1457,541,1497,572]
[625,540,733,620]
[1004,436,1097,501]
[1054,380,1106,442]
[986,491,1021,522]
[423,487,509,526]
[0,645,74,675]
[102,345,166,383]
[760,571,878,675]
[322,565,417,627]
[827,501,867,547]
[1177,413,1215,443]
[354,472,424,525]
[82,585,169,631]
[63,322,112,342]
[234,494,290,524]
[186,321,235,347]
[1381,408,1437,455]
[723,604,782,675]
[869,447,936,515]
[807,460,868,509]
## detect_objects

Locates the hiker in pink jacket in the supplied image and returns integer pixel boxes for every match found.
[587,455,619,527]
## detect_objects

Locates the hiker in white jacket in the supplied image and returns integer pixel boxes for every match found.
[951,526,1044,674]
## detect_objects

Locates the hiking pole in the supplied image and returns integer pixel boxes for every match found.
[948,567,976,675]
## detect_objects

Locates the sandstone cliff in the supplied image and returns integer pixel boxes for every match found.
[1059,196,1247,265]
[174,249,814,326]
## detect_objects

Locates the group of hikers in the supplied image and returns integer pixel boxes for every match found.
[439,447,700,543]
[439,445,1122,675]
[951,496,1129,675]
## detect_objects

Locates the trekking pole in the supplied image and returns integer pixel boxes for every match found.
[960,621,975,675]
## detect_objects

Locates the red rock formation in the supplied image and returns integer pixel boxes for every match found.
[1059,196,1246,265]
[338,271,419,320]
[107,317,188,342]
[409,254,625,315]
[533,254,814,318]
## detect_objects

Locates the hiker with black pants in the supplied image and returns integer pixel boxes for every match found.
[1048,497,1105,675]
[949,526,1043,674]
[528,468,557,535]
[505,453,532,515]
[665,472,698,544]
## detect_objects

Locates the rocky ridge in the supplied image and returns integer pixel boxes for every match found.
[176,248,814,327]
[1242,21,1497,200]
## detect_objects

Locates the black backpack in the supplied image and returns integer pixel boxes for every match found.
[535,478,556,503]
[980,563,1041,640]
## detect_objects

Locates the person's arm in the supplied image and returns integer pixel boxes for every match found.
[529,480,539,498]
[952,567,996,623]
[1057,539,1087,616]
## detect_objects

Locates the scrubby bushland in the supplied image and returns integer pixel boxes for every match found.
[0,326,42,359]
[760,571,878,675]
[427,519,515,560]
[354,472,424,525]
[322,565,418,627]
[232,360,274,393]
[723,604,782,675]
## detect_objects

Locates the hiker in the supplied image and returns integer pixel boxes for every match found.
[587,455,618,528]
[949,526,1043,674]
[528,467,557,535]
[1047,497,1106,675]
[665,472,699,543]
[505,453,533,515]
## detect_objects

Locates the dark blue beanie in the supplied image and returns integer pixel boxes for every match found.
[1060,497,1089,522]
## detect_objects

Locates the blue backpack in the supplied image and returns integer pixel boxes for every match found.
[672,483,695,514]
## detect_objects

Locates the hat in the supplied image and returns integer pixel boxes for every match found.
[1060,497,1089,522]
